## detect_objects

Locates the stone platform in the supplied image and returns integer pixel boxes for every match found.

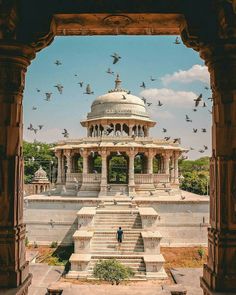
[24,191,209,247]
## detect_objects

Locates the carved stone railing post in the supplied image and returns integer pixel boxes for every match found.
[0,43,35,292]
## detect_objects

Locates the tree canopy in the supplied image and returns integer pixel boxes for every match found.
[23,141,56,183]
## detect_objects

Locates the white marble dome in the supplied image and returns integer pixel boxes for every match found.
[87,75,151,121]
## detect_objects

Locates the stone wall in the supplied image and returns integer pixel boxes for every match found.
[24,197,209,246]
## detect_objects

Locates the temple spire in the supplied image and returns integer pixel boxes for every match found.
[115,74,122,90]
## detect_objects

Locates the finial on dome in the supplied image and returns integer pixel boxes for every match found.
[115,74,122,90]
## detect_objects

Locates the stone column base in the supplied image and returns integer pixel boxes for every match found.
[0,273,32,295]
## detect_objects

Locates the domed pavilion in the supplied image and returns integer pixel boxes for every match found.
[54,75,186,197]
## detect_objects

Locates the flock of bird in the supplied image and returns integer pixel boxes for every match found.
[27,37,211,156]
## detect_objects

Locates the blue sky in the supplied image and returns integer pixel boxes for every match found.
[24,36,212,159]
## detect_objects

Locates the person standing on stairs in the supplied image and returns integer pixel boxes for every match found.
[117,226,124,249]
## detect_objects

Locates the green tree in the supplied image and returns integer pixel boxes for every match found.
[23,141,56,183]
[179,157,209,195]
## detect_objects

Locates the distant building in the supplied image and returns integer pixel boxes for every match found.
[53,75,187,197]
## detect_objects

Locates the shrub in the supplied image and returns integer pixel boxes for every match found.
[50,241,58,248]
[93,259,134,285]
[198,246,205,259]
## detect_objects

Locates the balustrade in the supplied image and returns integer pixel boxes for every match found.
[82,173,101,183]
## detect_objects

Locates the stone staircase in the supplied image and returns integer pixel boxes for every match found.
[67,200,167,280]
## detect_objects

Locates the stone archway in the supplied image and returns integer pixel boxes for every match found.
[0,2,236,294]
[108,153,129,184]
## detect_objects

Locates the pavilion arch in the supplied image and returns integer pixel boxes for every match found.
[71,153,83,173]
[88,151,102,173]
[107,152,129,184]
[134,152,148,174]
[153,153,164,174]
[0,2,235,294]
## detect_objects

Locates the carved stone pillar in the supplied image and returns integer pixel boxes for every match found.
[65,151,71,174]
[55,151,62,184]
[129,125,133,136]
[164,153,171,176]
[174,152,179,184]
[61,153,65,184]
[170,155,175,183]
[82,150,88,176]
[147,152,154,174]
[0,43,35,292]
[100,150,107,195]
[199,44,236,294]
[128,150,135,193]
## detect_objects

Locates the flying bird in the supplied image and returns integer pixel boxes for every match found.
[147,102,152,106]
[62,129,69,138]
[202,128,207,133]
[208,97,213,101]
[84,84,94,95]
[141,97,147,104]
[38,125,43,130]
[174,37,181,44]
[36,88,40,92]
[193,128,198,133]
[173,138,181,144]
[162,128,167,133]
[111,53,121,64]
[208,110,212,114]
[106,68,114,75]
[150,76,156,81]
[164,137,170,141]
[185,115,192,122]
[27,123,33,131]
[194,94,202,107]
[54,83,63,94]
[78,81,83,88]
[193,108,197,112]
[32,128,38,134]
[204,145,208,150]
[140,82,146,89]
[157,100,163,106]
[54,60,62,66]
[45,92,52,101]
[122,95,127,100]
[32,106,37,110]
[202,102,207,108]
[199,149,205,153]
[204,86,209,90]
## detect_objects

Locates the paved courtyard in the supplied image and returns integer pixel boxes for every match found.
[28,263,203,295]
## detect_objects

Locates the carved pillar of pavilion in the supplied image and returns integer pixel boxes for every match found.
[164,152,171,178]
[198,43,236,294]
[65,150,72,184]
[0,43,35,292]
[174,152,179,184]
[55,150,62,184]
[82,150,88,178]
[128,150,135,194]
[147,152,154,174]
[170,154,175,183]
[100,150,107,195]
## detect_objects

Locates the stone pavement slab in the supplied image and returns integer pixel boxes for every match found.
[170,268,203,295]
[28,264,64,295]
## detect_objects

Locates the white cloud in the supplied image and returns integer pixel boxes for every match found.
[148,109,174,120]
[161,64,210,85]
[140,88,197,108]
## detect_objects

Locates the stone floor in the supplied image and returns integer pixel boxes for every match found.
[28,263,203,295]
